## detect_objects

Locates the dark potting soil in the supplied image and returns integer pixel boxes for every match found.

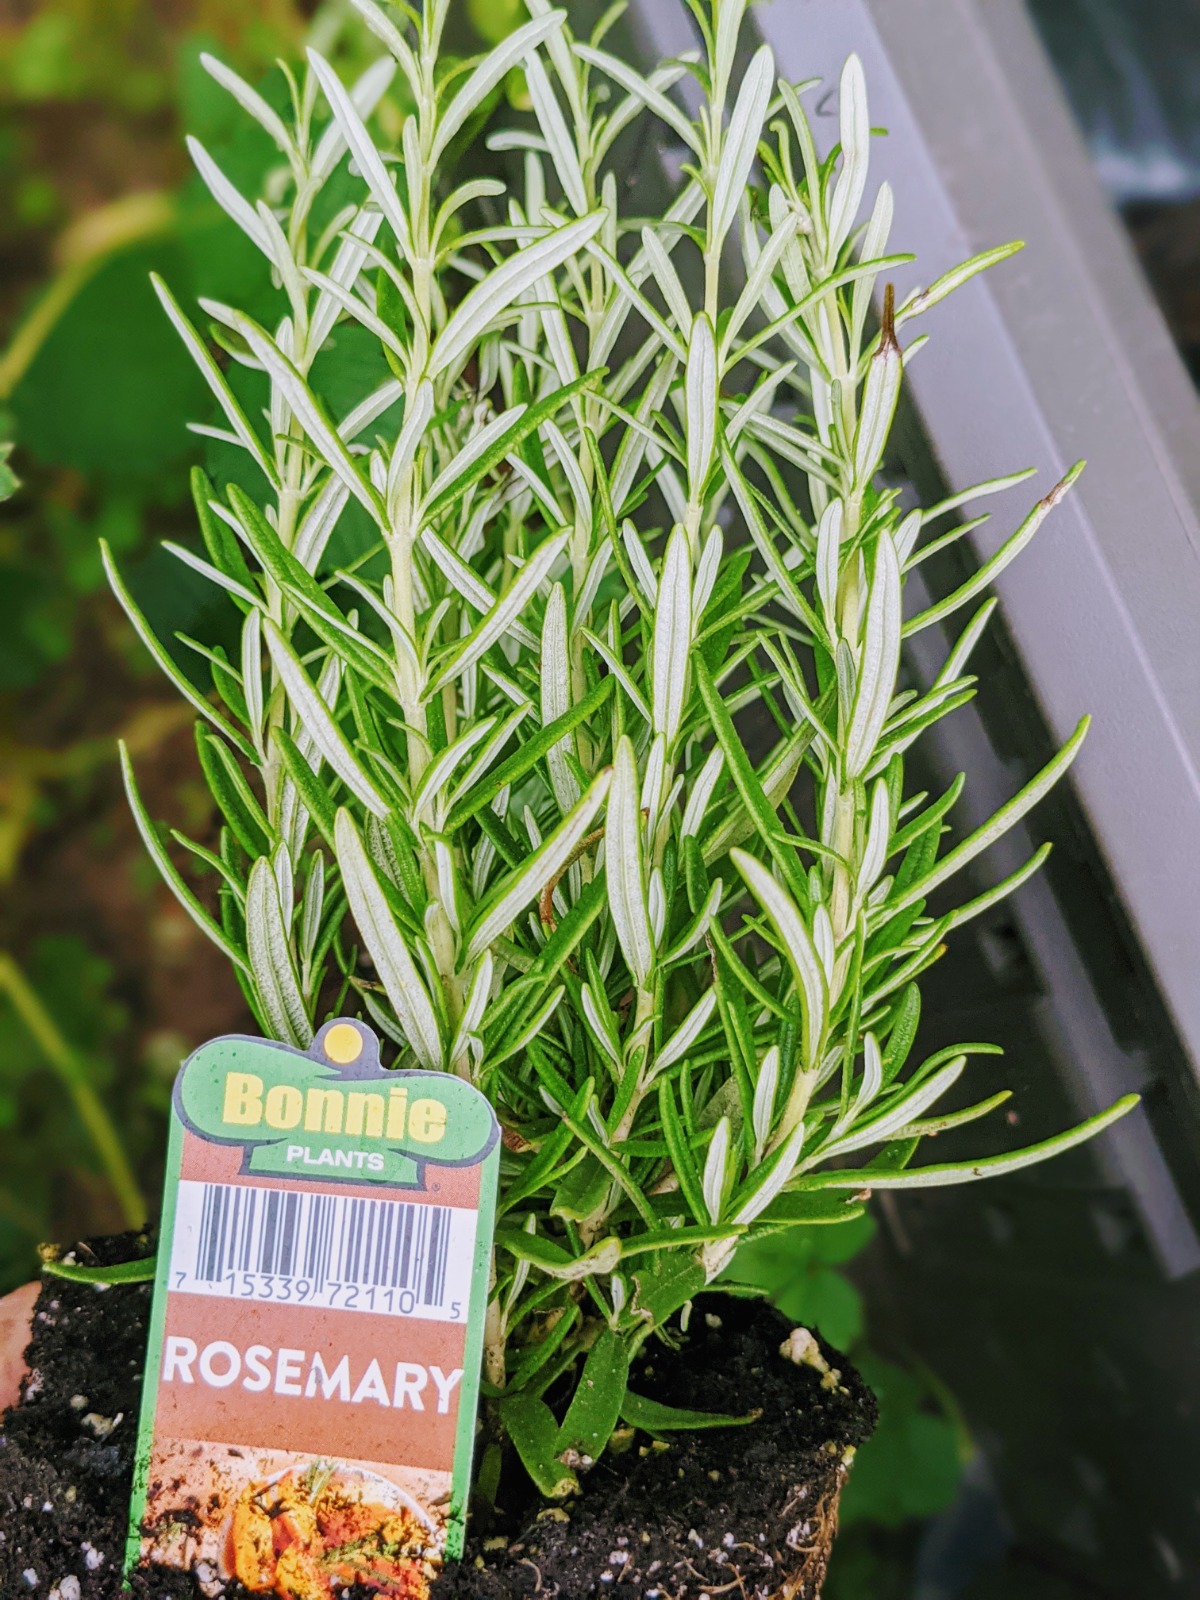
[0,1237,875,1600]
[429,1293,876,1600]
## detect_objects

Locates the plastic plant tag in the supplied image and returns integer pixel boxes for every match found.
[126,1018,499,1597]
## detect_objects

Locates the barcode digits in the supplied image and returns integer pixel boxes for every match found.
[175,1181,467,1321]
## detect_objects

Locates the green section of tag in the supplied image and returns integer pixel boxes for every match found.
[124,1106,184,1584]
[125,1018,500,1589]
[448,1127,498,1559]
[175,1029,497,1178]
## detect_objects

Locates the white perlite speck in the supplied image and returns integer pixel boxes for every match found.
[779,1326,843,1391]
[779,1327,827,1372]
[81,1410,122,1438]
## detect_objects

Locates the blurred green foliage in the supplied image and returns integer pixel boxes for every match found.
[0,0,538,1292]
[0,936,134,1264]
[734,1210,878,1348]
[731,1224,966,1596]
[1,21,286,690]
[0,0,391,1265]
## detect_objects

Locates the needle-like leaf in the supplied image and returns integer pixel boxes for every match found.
[246,857,312,1048]
[651,526,693,746]
[432,213,607,378]
[264,620,389,818]
[607,737,654,988]
[710,46,774,251]
[335,810,444,1069]
[464,769,612,963]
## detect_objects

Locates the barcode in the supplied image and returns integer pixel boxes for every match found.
[168,1180,477,1322]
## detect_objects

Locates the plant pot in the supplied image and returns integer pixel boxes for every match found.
[0,1237,875,1599]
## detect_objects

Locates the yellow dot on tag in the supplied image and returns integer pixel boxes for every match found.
[323,1022,364,1064]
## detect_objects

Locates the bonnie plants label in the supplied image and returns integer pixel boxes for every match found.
[126,1018,499,1599]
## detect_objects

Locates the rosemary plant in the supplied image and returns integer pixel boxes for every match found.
[108,0,1136,1496]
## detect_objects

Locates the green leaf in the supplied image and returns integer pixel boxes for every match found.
[423,372,601,521]
[881,985,921,1085]
[755,1191,869,1229]
[207,299,384,523]
[0,442,19,503]
[464,768,612,964]
[905,463,1085,637]
[192,467,255,599]
[484,877,608,1057]
[694,657,807,901]
[551,1154,610,1223]
[432,212,607,379]
[629,1252,707,1328]
[500,1395,579,1499]
[555,1091,660,1230]
[620,1225,743,1257]
[722,452,827,640]
[889,775,964,858]
[103,543,255,760]
[42,1256,157,1285]
[508,1303,581,1393]
[264,622,389,819]
[620,1391,760,1433]
[494,1228,621,1280]
[887,717,1089,915]
[939,844,1053,937]
[500,1084,593,1215]
[555,1327,630,1466]
[658,1079,708,1226]
[902,240,1024,320]
[226,486,393,692]
[150,275,277,485]
[272,726,338,850]
[119,743,249,974]
[335,809,445,1070]
[196,728,271,858]
[245,858,312,1048]
[803,1094,1140,1189]
[899,1090,1012,1140]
